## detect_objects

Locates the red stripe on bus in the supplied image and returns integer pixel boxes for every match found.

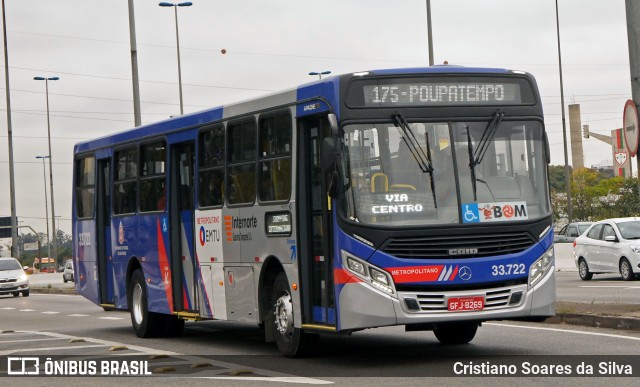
[385,265,444,283]
[156,219,174,313]
[449,265,459,281]
[334,268,363,284]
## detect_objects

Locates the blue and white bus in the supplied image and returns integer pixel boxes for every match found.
[73,66,555,356]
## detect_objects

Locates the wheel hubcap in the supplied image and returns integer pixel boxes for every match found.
[274,291,294,339]
[580,262,587,277]
[132,283,143,325]
[621,261,630,278]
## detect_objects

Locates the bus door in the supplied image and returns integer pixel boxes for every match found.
[169,142,199,314]
[96,158,114,306]
[298,115,335,327]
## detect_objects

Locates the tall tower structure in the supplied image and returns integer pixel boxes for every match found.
[569,104,585,169]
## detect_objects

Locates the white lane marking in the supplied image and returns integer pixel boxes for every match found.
[41,311,60,314]
[98,317,124,320]
[18,309,35,312]
[30,293,81,297]
[0,330,180,356]
[487,322,640,341]
[0,344,106,355]
[68,314,89,317]
[0,337,62,344]
[1,307,15,310]
[186,377,333,384]
[579,286,640,289]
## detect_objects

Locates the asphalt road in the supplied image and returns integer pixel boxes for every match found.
[1,293,640,385]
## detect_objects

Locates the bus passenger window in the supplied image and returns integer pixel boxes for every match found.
[258,112,291,202]
[114,147,138,215]
[198,125,225,208]
[75,156,96,219]
[140,141,166,212]
[227,119,257,205]
[199,170,223,207]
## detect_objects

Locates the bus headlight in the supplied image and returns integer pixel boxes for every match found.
[347,257,366,276]
[342,250,396,296]
[529,247,554,288]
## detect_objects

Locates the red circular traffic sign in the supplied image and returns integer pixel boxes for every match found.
[623,99,639,157]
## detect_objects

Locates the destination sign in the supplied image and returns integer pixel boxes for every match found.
[363,83,521,106]
[347,76,534,107]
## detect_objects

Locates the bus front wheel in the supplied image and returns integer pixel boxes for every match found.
[434,321,478,345]
[129,269,164,338]
[271,272,317,357]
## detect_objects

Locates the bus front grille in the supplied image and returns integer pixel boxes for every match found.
[401,285,525,313]
[381,232,536,259]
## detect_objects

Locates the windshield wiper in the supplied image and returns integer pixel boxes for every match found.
[467,109,504,201]
[392,112,437,208]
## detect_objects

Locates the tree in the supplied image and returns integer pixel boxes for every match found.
[548,165,569,193]
[570,168,601,221]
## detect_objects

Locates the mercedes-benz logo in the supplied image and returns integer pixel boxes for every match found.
[459,266,472,281]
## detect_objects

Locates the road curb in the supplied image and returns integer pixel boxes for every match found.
[545,313,640,332]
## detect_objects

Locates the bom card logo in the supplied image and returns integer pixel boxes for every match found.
[462,201,528,223]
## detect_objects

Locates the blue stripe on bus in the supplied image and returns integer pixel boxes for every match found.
[296,79,340,118]
[74,107,223,153]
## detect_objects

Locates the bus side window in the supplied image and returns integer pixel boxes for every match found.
[227,119,257,205]
[114,147,138,215]
[75,156,96,219]
[198,125,225,208]
[258,112,292,202]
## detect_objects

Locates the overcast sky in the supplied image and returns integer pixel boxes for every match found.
[0,0,633,238]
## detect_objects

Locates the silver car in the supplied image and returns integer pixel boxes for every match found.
[0,257,30,297]
[63,259,74,283]
[554,222,593,243]
[573,217,640,281]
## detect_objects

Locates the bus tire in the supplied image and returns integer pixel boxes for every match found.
[163,315,185,337]
[434,321,478,345]
[271,272,318,357]
[128,269,164,338]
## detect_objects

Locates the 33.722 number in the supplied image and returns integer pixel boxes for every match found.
[491,264,525,276]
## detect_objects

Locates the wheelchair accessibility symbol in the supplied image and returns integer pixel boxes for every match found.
[462,204,480,223]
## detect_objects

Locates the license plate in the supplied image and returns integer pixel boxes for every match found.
[447,296,484,311]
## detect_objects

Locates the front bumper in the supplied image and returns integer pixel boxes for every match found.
[0,280,29,295]
[338,267,555,330]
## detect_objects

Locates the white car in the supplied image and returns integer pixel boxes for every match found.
[573,217,640,281]
[0,257,30,297]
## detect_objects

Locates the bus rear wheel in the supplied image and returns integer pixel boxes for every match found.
[434,321,479,345]
[271,272,317,357]
[129,269,164,338]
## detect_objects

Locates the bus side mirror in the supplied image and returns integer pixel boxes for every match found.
[544,132,550,164]
[327,170,338,198]
[328,113,339,137]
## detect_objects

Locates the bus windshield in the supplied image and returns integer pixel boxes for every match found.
[342,119,550,226]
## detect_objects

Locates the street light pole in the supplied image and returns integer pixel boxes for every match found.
[426,0,434,66]
[309,71,331,79]
[555,0,572,223]
[36,155,51,259]
[2,0,18,257]
[159,2,192,115]
[34,76,59,260]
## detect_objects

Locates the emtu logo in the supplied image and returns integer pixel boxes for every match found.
[199,226,206,246]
